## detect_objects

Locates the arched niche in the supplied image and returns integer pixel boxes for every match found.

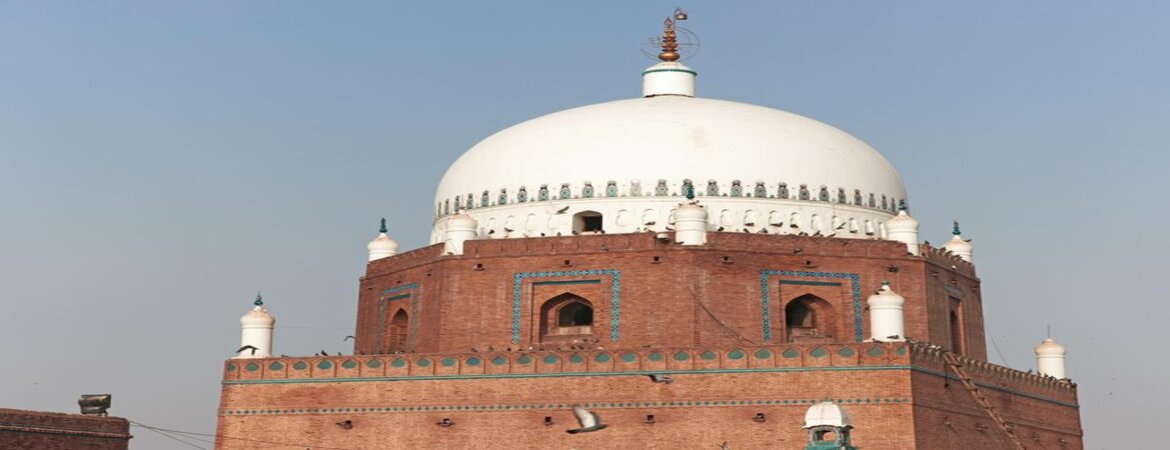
[539,293,595,344]
[388,308,409,353]
[784,294,837,343]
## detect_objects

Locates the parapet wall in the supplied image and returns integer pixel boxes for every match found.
[0,408,132,450]
[908,342,1077,404]
[225,342,912,383]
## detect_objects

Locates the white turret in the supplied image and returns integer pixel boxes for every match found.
[367,218,399,262]
[642,18,695,98]
[674,200,708,245]
[1035,338,1067,379]
[235,293,274,359]
[943,220,973,262]
[444,211,478,255]
[867,282,906,341]
[885,203,920,256]
[803,401,855,448]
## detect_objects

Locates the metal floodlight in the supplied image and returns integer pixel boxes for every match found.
[78,394,112,416]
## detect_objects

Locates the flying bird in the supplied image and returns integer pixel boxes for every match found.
[716,226,725,232]
[236,345,258,356]
[555,205,571,214]
[835,223,847,230]
[646,374,674,384]
[504,227,515,233]
[566,405,607,434]
[343,335,355,342]
[644,220,656,226]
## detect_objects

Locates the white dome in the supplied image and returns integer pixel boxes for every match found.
[886,209,919,232]
[438,96,904,206]
[1035,338,1066,357]
[804,401,851,428]
[241,295,275,326]
[430,64,907,243]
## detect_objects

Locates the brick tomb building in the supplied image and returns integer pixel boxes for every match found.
[215,16,1083,450]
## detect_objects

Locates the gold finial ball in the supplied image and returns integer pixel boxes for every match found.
[659,51,680,62]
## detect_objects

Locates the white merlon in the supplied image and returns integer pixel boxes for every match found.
[673,201,708,245]
[885,207,920,255]
[1035,338,1067,379]
[867,281,906,342]
[943,220,973,262]
[367,218,399,262]
[236,294,275,359]
[444,211,478,255]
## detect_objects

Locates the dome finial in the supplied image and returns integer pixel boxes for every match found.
[952,220,961,236]
[254,292,263,306]
[658,16,680,62]
[379,217,388,234]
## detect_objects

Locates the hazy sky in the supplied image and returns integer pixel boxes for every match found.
[2,2,1166,449]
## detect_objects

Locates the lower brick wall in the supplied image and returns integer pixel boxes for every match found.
[218,369,917,450]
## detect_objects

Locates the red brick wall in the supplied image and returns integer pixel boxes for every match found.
[0,409,131,450]
[908,346,1083,449]
[355,233,986,360]
[216,342,1080,449]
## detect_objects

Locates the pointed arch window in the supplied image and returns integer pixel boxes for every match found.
[540,294,595,342]
[784,294,837,343]
[388,309,409,353]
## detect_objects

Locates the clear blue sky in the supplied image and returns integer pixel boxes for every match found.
[1,2,1165,448]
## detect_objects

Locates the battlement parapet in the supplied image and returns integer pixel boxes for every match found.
[919,244,976,277]
[907,341,1076,400]
[224,342,911,383]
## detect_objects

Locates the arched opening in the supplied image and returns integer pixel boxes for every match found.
[784,294,837,343]
[572,211,604,234]
[540,294,595,343]
[558,301,593,327]
[950,309,964,355]
[389,309,409,353]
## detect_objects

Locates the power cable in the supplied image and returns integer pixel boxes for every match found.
[130,422,207,449]
[130,420,362,450]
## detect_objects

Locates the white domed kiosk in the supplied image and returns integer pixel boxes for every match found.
[431,21,908,245]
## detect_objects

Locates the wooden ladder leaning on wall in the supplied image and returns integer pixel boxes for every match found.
[941,351,1027,450]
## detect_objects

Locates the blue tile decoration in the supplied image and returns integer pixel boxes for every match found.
[378,283,420,352]
[512,270,621,344]
[760,270,862,342]
[220,395,916,416]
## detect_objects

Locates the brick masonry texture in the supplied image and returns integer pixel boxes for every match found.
[0,408,132,450]
[216,232,1082,449]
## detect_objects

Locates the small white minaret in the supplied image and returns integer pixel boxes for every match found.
[885,202,920,256]
[943,220,974,262]
[367,218,399,262]
[674,201,708,245]
[642,16,696,98]
[1035,338,1067,379]
[236,293,275,359]
[444,211,478,255]
[867,281,906,341]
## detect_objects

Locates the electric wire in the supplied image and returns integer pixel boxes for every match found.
[131,420,363,450]
[130,422,207,449]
